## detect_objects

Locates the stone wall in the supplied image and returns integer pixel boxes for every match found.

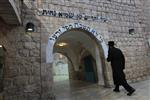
[4,27,41,100]
[141,0,150,57]
[38,1,150,99]
[39,0,150,82]
[0,0,150,100]
[0,6,41,99]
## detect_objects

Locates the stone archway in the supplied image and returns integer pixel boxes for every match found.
[46,23,111,87]
[46,23,108,62]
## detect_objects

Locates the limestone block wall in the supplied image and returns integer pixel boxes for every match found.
[0,0,150,100]
[0,7,41,100]
[141,0,150,57]
[39,0,150,81]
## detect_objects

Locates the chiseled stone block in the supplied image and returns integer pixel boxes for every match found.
[0,0,150,99]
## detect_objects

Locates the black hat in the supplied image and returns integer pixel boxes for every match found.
[108,41,115,46]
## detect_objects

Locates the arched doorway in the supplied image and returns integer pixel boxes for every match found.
[46,23,112,99]
[53,53,69,82]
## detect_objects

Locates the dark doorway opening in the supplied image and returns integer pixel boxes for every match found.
[83,55,98,83]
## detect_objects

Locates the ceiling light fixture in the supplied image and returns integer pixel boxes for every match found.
[57,42,68,47]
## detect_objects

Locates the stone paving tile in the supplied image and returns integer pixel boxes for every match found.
[54,79,150,100]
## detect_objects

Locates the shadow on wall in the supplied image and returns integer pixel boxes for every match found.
[0,1,43,100]
[0,18,12,35]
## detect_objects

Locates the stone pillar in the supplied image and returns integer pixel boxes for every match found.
[102,60,113,87]
[95,46,104,85]
[95,45,112,87]
[41,63,55,100]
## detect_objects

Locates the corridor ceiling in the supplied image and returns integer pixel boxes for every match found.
[54,30,97,58]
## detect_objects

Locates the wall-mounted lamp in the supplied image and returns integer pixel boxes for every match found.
[0,45,6,51]
[129,29,135,35]
[26,22,34,32]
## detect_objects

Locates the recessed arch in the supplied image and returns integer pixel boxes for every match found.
[46,23,108,63]
[52,53,70,82]
[46,22,111,87]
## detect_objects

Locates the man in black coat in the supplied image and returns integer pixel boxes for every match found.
[107,41,135,96]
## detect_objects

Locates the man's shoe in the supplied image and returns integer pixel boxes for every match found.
[113,89,120,92]
[127,89,135,96]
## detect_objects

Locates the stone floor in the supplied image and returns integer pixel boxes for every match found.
[53,78,150,100]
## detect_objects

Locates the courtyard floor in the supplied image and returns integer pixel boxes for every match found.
[53,77,150,100]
